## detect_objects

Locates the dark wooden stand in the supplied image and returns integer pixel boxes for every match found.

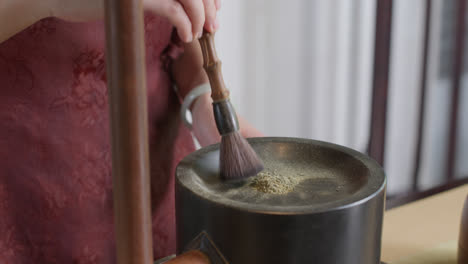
[104,0,154,263]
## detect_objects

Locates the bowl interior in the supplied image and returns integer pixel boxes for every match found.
[177,137,385,213]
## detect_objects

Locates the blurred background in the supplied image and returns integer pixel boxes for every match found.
[212,0,468,198]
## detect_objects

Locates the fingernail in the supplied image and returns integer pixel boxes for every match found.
[193,31,202,40]
[207,21,218,32]
[186,34,193,42]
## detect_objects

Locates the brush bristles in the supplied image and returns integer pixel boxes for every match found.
[220,132,264,181]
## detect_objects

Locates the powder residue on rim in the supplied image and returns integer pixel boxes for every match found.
[249,170,301,194]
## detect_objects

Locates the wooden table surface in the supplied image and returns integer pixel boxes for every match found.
[381,184,468,263]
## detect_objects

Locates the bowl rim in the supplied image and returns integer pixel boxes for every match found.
[176,137,387,215]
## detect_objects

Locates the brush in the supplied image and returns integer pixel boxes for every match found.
[198,31,264,181]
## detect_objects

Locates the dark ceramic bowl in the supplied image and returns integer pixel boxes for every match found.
[176,137,386,264]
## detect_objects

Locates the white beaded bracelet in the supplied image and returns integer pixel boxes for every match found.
[179,83,211,130]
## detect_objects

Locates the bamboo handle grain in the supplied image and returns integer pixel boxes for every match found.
[198,32,230,102]
[104,0,154,263]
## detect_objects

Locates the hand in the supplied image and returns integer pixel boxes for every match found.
[170,39,207,99]
[48,0,222,42]
[171,38,263,146]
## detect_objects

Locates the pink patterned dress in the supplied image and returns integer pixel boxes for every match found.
[0,15,195,263]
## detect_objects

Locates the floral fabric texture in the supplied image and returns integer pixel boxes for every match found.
[0,15,194,263]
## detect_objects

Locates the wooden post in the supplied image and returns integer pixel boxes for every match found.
[368,0,393,166]
[104,0,154,263]
[412,0,432,191]
[446,0,467,181]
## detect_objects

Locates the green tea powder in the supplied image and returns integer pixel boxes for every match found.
[249,170,300,195]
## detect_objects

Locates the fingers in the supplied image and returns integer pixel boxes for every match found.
[202,0,217,32]
[215,0,222,10]
[145,0,220,42]
[178,0,205,39]
[146,0,193,42]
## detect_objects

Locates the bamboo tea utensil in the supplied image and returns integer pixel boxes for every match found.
[104,0,153,263]
[198,32,264,181]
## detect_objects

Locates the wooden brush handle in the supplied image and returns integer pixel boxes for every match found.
[199,32,230,102]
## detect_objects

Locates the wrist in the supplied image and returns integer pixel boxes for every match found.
[191,92,211,112]
[191,92,222,147]
[179,84,211,130]
[175,69,208,99]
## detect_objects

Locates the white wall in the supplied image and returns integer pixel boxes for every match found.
[216,0,376,150]
[213,0,467,195]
